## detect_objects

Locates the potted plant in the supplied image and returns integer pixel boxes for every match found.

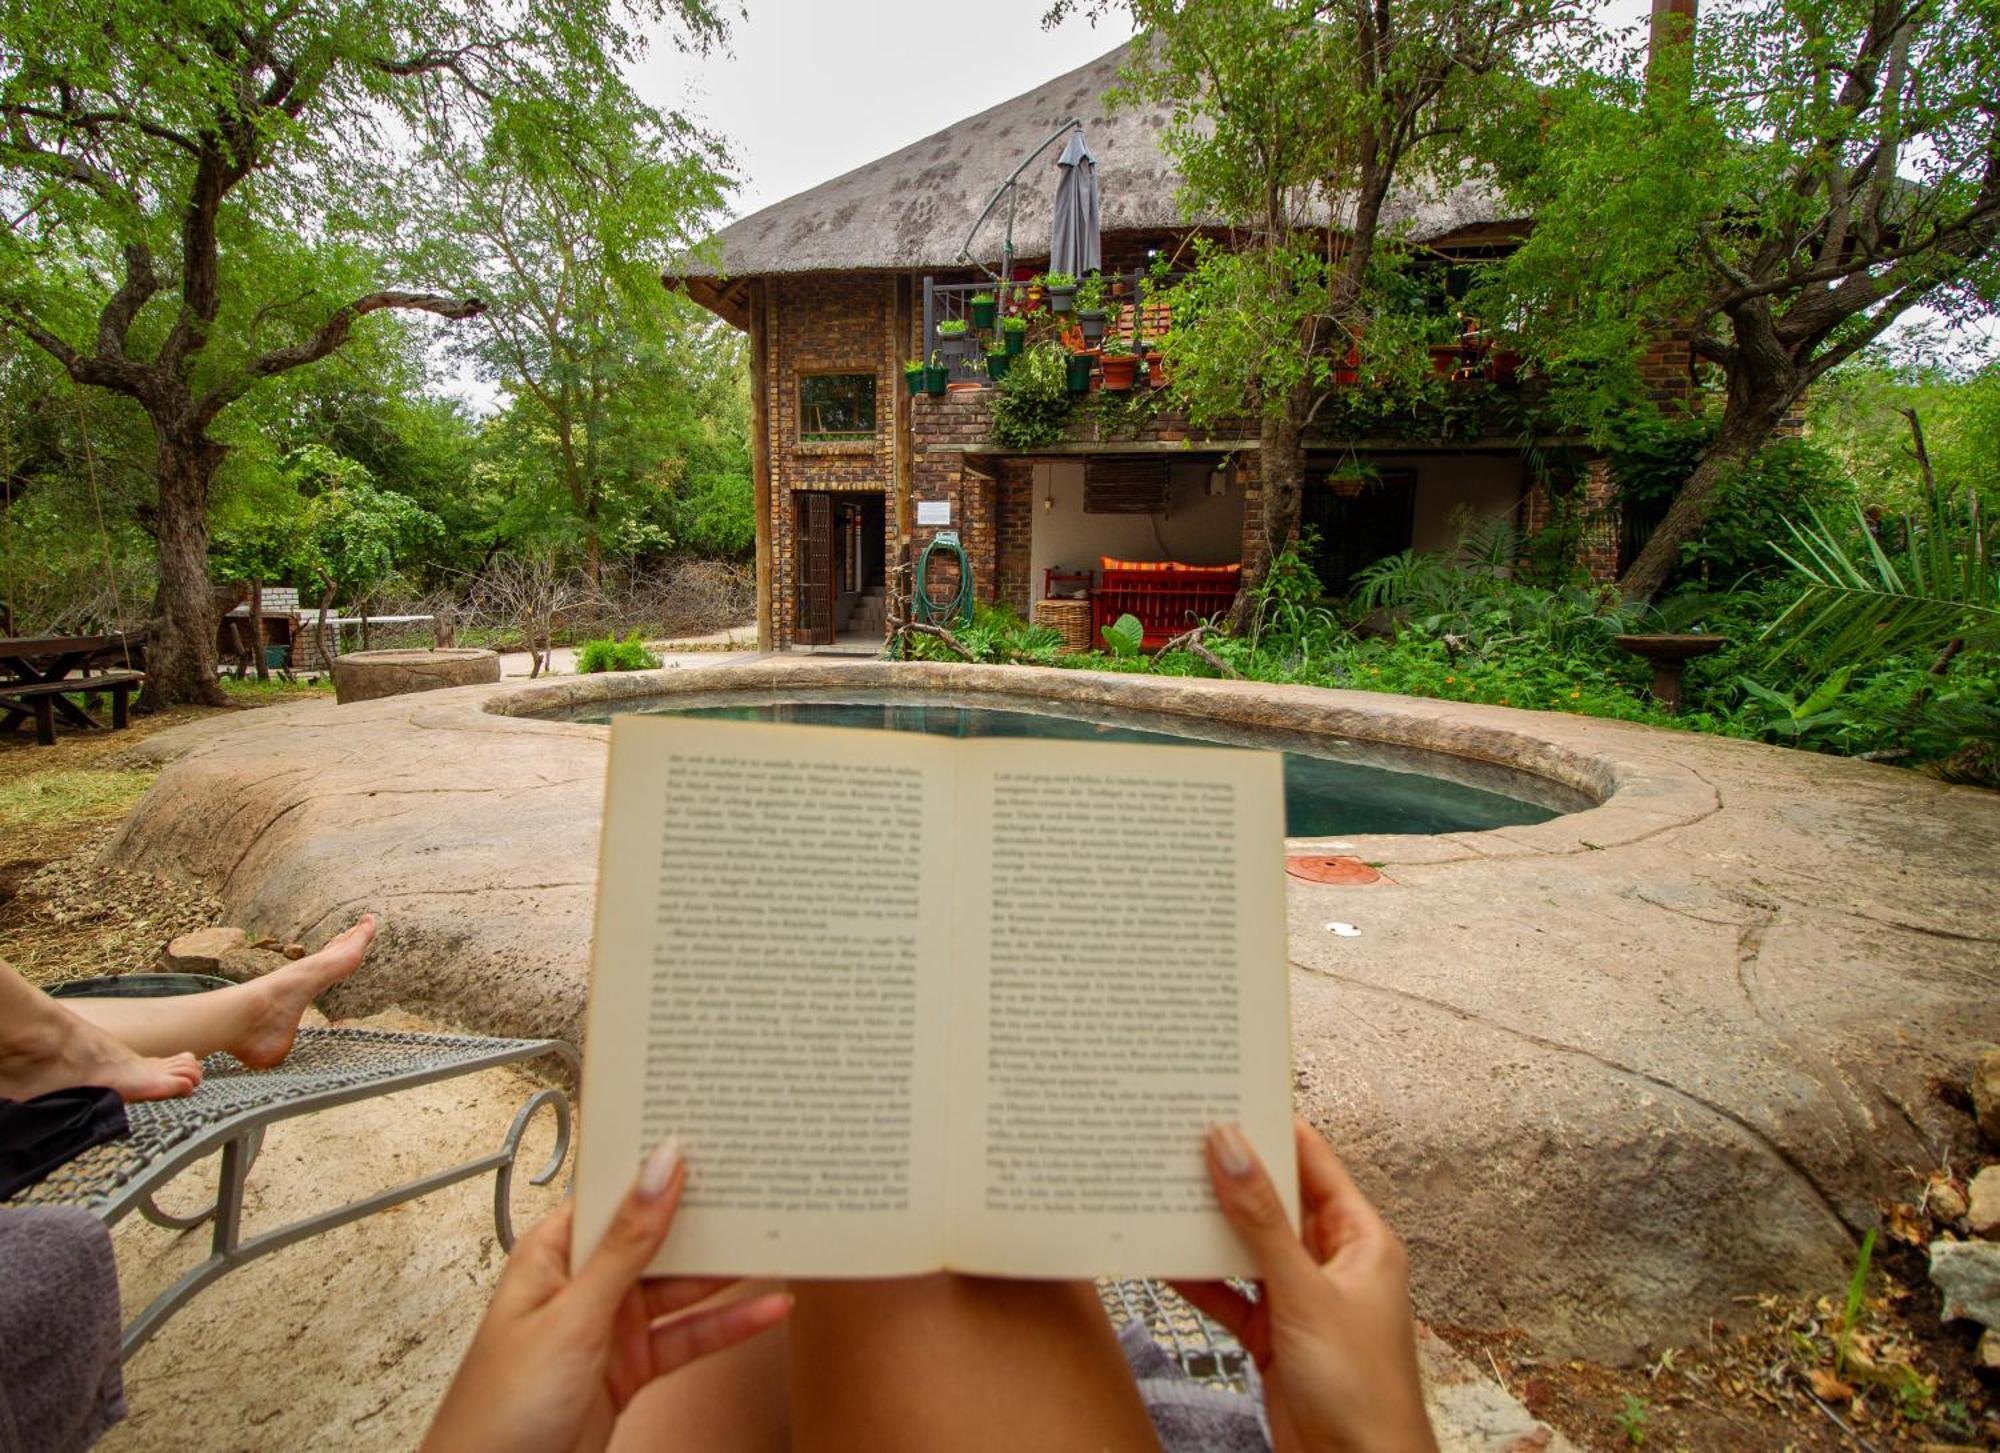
[1143,346,1167,388]
[1000,313,1028,355]
[936,316,974,361]
[1074,273,1107,341]
[924,353,948,397]
[1026,276,1046,310]
[1009,285,1030,316]
[1488,348,1522,384]
[904,357,926,396]
[971,291,997,329]
[1045,272,1078,314]
[1064,350,1093,395]
[985,345,1012,383]
[1098,339,1138,392]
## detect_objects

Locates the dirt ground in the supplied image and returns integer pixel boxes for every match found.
[5,695,1998,1452]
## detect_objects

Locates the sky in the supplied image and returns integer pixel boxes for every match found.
[630,1,1142,225]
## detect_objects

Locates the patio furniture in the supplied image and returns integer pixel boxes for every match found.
[0,635,145,746]
[3,1025,578,1358]
[1093,559,1241,649]
[1100,1277,1252,1392]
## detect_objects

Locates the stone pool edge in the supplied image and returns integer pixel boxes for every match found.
[478,658,1720,863]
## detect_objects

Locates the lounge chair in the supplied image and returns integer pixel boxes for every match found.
[2,1026,577,1358]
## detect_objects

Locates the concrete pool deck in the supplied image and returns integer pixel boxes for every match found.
[108,659,2000,1359]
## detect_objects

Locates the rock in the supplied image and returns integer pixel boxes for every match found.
[331,648,500,704]
[216,946,292,983]
[1982,1328,2000,1372]
[1969,1167,2000,1239]
[282,942,307,960]
[161,925,247,974]
[1930,1239,2000,1327]
[1931,1179,1970,1224]
[1975,1048,2000,1145]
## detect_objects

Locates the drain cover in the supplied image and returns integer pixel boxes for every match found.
[1285,855,1385,886]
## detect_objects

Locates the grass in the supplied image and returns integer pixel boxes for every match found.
[0,768,154,828]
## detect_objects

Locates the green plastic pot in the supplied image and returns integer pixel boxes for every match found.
[986,353,1011,383]
[971,298,997,329]
[924,365,948,397]
[1065,353,1092,394]
[905,367,925,397]
[1003,328,1025,356]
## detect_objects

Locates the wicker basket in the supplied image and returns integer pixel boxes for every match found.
[1034,596,1095,653]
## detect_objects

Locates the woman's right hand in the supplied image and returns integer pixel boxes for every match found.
[1172,1117,1439,1453]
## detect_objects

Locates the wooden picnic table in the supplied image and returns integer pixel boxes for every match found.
[0,634,145,746]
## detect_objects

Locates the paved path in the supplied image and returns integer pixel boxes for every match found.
[109,659,2000,1362]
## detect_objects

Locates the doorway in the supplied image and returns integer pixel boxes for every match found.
[795,491,887,647]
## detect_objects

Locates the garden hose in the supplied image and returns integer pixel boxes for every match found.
[913,531,974,628]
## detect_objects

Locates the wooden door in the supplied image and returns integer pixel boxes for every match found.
[796,493,835,644]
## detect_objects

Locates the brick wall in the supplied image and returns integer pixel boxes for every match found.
[765,273,898,645]
[996,460,1034,615]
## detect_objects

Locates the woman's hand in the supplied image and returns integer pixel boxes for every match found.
[422,1143,791,1453]
[1172,1118,1438,1453]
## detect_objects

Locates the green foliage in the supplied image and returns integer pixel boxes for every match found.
[1615,1394,1648,1447]
[1248,531,1338,661]
[577,631,662,673]
[1837,1229,1877,1377]
[292,448,443,606]
[1736,669,1853,747]
[1100,613,1145,657]
[936,319,969,337]
[990,343,1075,450]
[1001,315,1028,334]
[1764,479,1998,667]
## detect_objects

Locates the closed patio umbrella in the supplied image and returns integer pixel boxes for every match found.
[1050,128,1100,279]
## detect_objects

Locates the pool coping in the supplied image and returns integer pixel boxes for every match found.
[479,659,1720,864]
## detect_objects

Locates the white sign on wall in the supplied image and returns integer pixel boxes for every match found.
[916,500,952,526]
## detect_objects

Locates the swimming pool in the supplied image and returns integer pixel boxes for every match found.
[553,692,1587,837]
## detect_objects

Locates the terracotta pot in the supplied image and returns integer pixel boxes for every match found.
[1428,344,1462,378]
[1334,340,1361,386]
[1144,352,1167,388]
[1100,353,1139,391]
[1489,349,1522,384]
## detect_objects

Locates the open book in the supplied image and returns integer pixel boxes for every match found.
[573,713,1296,1280]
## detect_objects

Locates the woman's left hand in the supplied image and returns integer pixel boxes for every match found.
[422,1143,792,1453]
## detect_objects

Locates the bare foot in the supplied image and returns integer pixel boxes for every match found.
[232,914,378,1068]
[0,1006,204,1104]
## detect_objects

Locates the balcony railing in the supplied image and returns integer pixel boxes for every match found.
[920,268,1170,387]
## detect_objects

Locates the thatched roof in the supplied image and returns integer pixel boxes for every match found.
[671,39,1522,310]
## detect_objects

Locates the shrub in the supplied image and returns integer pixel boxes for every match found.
[576,631,661,673]
[990,343,1074,450]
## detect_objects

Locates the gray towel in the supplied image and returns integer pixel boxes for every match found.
[0,1207,126,1453]
[1121,1319,1272,1453]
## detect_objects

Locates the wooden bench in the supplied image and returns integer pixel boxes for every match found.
[1092,563,1241,648]
[0,670,144,746]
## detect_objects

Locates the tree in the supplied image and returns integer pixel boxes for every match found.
[0,0,728,704]
[290,447,442,665]
[424,88,730,582]
[1495,0,2000,600]
[1060,0,1572,627]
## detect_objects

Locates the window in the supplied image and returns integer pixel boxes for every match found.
[799,373,876,441]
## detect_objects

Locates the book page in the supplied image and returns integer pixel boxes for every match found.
[573,715,956,1277]
[945,738,1296,1279]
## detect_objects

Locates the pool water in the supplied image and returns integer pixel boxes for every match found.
[586,697,1573,838]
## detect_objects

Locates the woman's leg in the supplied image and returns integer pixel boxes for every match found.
[0,964,201,1102]
[607,1282,792,1453]
[785,1275,1161,1453]
[608,1274,1160,1453]
[61,916,376,1064]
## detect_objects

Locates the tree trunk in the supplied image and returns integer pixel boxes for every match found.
[250,578,268,682]
[1618,305,1807,601]
[316,584,336,676]
[1227,392,1308,634]
[142,432,227,709]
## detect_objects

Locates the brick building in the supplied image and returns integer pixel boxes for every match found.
[669,41,1696,652]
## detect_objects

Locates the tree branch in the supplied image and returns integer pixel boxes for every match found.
[193,291,484,426]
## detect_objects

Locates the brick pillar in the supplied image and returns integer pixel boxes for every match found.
[1578,457,1621,583]
[996,461,1034,616]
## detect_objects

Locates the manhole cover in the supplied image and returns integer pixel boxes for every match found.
[1285,855,1385,886]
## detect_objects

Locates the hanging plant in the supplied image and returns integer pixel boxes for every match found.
[970,292,997,329]
[1001,314,1028,354]
[1098,339,1138,392]
[1045,272,1077,313]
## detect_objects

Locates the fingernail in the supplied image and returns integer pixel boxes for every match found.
[1210,1123,1254,1178]
[637,1139,681,1200]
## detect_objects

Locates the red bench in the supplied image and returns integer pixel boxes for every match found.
[1092,558,1241,648]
